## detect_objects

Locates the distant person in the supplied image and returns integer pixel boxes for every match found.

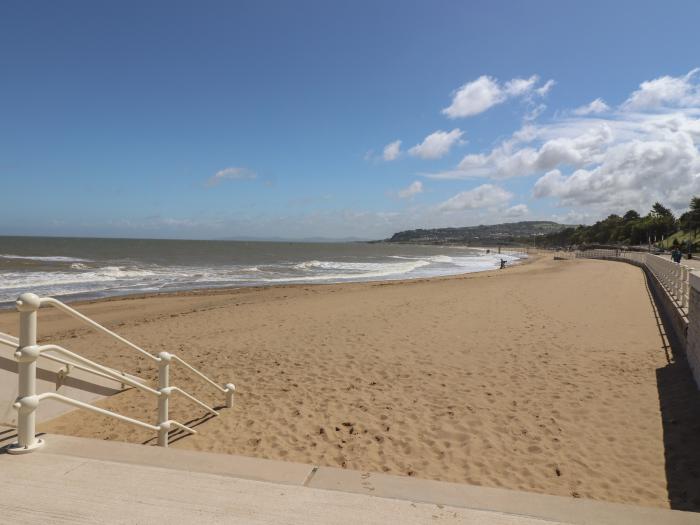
[500,258,506,269]
[671,246,683,263]
[672,247,683,263]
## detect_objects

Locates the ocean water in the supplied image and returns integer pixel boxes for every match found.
[0,236,526,305]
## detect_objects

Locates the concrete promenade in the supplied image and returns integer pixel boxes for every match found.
[1,433,697,524]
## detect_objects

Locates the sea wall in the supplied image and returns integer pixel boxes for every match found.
[686,274,700,385]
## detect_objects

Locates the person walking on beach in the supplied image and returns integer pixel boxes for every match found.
[500,258,507,269]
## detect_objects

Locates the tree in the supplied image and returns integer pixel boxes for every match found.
[688,197,700,235]
[623,209,640,222]
[651,202,674,219]
[647,202,676,239]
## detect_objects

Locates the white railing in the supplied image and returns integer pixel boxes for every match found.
[575,249,690,313]
[1,330,136,388]
[6,293,235,454]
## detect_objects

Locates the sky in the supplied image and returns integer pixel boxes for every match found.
[2,1,700,240]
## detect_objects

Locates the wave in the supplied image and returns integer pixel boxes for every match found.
[0,251,525,304]
[270,259,432,282]
[0,254,93,263]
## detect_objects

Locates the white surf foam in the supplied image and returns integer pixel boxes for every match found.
[0,254,93,263]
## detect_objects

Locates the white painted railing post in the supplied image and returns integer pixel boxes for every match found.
[157,352,171,447]
[683,266,690,310]
[225,383,236,408]
[8,293,44,454]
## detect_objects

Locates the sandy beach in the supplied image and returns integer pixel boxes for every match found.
[0,256,694,509]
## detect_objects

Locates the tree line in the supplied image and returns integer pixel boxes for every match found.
[538,198,700,248]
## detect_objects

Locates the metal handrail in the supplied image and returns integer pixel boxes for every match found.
[26,344,162,396]
[11,392,196,449]
[2,330,135,386]
[38,297,160,363]
[171,354,228,394]
[33,345,220,419]
[7,292,235,454]
[168,387,218,416]
[39,353,128,385]
[31,296,235,400]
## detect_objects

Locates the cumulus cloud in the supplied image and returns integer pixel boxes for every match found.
[206,167,257,187]
[429,124,613,180]
[573,98,610,116]
[383,140,402,161]
[533,130,700,211]
[408,129,464,159]
[398,181,424,199]
[622,68,700,110]
[505,204,529,217]
[438,184,513,212]
[426,69,700,221]
[442,74,554,118]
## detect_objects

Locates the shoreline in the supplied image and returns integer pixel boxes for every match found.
[0,252,538,311]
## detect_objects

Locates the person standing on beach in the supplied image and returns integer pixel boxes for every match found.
[500,258,507,269]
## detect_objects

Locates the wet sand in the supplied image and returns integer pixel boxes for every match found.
[0,257,683,508]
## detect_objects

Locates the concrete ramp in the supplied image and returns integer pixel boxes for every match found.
[0,434,696,525]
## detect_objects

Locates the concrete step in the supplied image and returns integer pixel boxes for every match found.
[1,434,697,524]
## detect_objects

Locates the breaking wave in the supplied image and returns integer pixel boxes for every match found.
[0,250,526,304]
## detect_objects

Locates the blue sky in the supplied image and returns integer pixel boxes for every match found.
[2,1,700,240]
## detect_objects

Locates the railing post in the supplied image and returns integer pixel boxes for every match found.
[157,352,171,447]
[225,383,236,408]
[8,293,44,454]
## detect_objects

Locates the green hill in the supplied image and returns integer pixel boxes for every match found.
[386,221,572,246]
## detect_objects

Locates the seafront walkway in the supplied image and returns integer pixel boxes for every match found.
[1,432,696,525]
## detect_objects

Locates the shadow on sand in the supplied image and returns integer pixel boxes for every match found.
[141,409,220,447]
[643,272,700,511]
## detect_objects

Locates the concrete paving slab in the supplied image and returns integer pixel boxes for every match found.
[309,466,699,525]
[0,452,567,525]
[41,433,315,486]
[4,434,698,524]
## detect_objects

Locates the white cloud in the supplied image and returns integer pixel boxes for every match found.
[408,129,464,159]
[524,104,547,122]
[206,167,257,187]
[622,68,700,110]
[438,184,513,212]
[442,74,554,118]
[533,130,700,211]
[573,98,610,116]
[398,181,424,199]
[427,69,700,221]
[429,124,613,180]
[383,140,402,161]
[536,80,556,97]
[505,204,529,217]
[504,76,539,96]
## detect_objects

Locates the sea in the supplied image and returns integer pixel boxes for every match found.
[0,236,526,306]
